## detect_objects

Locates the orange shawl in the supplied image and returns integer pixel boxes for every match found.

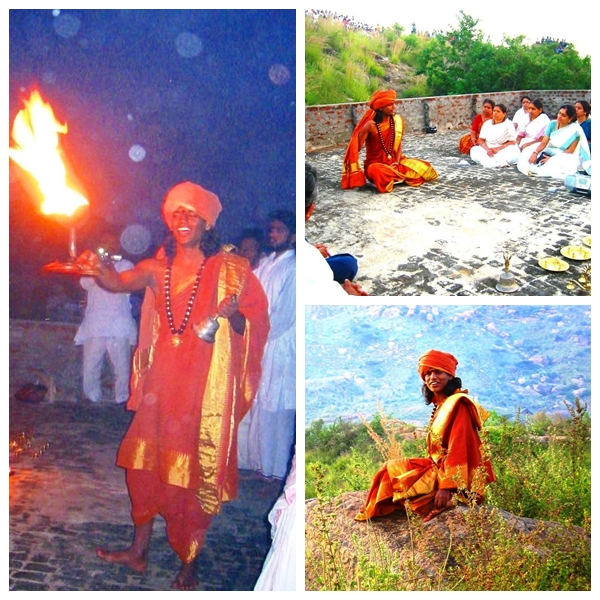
[118,251,269,515]
[355,393,495,520]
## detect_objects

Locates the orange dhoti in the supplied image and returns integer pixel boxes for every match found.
[117,252,269,562]
[342,113,437,192]
[356,393,495,521]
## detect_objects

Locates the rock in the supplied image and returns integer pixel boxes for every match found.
[305,490,590,590]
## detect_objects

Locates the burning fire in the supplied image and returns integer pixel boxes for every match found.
[9,90,89,218]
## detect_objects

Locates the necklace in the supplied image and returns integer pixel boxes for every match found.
[429,404,439,425]
[375,116,395,160]
[164,262,205,347]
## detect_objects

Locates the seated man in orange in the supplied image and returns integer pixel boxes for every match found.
[355,349,495,523]
[341,89,438,193]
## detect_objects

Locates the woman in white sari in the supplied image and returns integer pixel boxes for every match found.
[517,104,591,179]
[517,99,550,152]
[470,103,520,168]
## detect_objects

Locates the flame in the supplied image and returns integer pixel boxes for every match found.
[9,90,89,218]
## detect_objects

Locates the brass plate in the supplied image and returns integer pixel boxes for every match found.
[42,261,96,276]
[560,246,591,261]
[582,236,591,247]
[538,257,569,272]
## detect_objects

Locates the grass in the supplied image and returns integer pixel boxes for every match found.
[305,399,591,590]
[305,16,433,105]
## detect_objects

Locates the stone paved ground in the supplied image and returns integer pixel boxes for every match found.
[305,131,591,296]
[9,397,285,591]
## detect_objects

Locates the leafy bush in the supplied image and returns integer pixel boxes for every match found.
[305,12,590,105]
[306,401,591,590]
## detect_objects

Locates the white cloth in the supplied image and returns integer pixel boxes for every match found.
[519,113,551,148]
[470,119,520,167]
[75,258,137,403]
[517,120,591,180]
[74,259,137,344]
[512,106,530,133]
[254,452,297,591]
[81,336,133,403]
[303,239,348,299]
[238,249,296,479]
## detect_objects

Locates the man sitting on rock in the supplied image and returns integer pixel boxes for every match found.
[355,349,495,523]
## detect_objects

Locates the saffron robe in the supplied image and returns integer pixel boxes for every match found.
[342,114,438,192]
[116,252,269,559]
[355,393,496,521]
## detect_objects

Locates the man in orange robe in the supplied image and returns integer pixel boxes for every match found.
[80,181,270,589]
[341,89,438,193]
[356,349,495,523]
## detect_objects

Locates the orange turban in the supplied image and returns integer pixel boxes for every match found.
[162,181,222,228]
[417,349,458,380]
[341,89,398,189]
[369,89,397,110]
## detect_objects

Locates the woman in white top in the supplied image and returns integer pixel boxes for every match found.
[517,98,551,152]
[512,95,531,133]
[470,103,520,168]
[517,104,590,179]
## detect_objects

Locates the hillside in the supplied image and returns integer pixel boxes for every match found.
[305,12,591,105]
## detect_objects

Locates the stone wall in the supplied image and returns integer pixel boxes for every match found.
[9,319,82,403]
[305,90,591,151]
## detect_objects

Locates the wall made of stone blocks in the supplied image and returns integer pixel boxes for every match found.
[306,90,591,152]
[9,319,81,403]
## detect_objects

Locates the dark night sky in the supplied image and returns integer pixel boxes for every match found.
[8,8,296,320]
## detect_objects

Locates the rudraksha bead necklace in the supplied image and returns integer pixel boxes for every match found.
[375,116,395,160]
[164,262,205,347]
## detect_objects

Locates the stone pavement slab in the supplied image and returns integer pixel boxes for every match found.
[305,131,591,296]
[9,398,284,591]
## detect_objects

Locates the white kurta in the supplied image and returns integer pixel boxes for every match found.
[238,249,296,479]
[512,106,530,133]
[74,258,138,403]
[254,451,296,591]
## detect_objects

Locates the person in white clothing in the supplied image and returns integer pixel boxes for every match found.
[254,449,296,590]
[74,233,138,404]
[238,210,296,479]
[305,162,367,297]
[516,98,551,151]
[470,104,520,168]
[512,95,531,133]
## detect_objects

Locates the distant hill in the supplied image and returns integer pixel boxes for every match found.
[305,305,591,426]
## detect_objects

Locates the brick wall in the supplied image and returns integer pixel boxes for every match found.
[9,319,82,403]
[305,90,591,151]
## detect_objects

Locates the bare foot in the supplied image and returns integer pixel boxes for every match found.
[171,562,199,590]
[96,547,148,573]
[423,503,454,523]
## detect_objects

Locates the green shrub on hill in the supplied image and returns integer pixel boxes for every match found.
[305,400,591,590]
[305,12,590,105]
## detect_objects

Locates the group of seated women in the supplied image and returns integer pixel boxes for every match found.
[459,96,591,180]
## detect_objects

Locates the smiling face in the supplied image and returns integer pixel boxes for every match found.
[170,206,207,248]
[423,369,452,396]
